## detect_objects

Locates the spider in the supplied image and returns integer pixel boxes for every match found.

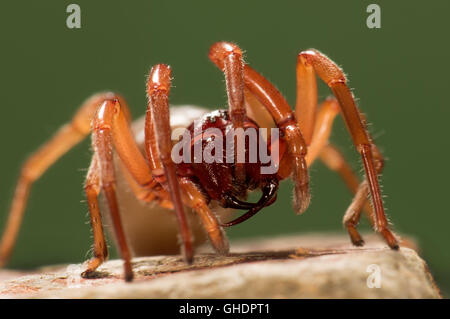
[0,42,398,282]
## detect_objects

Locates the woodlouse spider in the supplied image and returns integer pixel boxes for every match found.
[0,42,398,282]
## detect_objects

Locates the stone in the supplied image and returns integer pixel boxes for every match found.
[0,233,441,298]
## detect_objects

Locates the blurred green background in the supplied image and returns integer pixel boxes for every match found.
[0,1,449,295]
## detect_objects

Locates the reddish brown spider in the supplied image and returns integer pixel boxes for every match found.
[0,42,398,282]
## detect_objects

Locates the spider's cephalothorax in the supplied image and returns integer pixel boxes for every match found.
[179,109,285,226]
[0,41,399,282]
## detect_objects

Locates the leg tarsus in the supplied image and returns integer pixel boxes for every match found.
[380,229,399,250]
[342,183,367,247]
[81,258,105,279]
[347,226,365,246]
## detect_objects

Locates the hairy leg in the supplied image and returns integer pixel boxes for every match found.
[90,98,144,281]
[146,64,194,263]
[301,97,378,245]
[305,98,340,165]
[179,178,229,254]
[0,92,124,266]
[320,145,376,245]
[242,64,310,215]
[81,155,109,277]
[209,42,247,184]
[298,50,397,248]
[296,51,318,145]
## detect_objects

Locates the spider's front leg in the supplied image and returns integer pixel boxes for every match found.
[146,64,229,257]
[209,42,246,185]
[146,64,194,263]
[242,65,311,214]
[209,42,311,214]
[297,49,398,249]
[86,98,156,281]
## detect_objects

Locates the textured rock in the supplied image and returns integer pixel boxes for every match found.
[0,233,441,298]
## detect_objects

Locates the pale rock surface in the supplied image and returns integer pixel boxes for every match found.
[0,233,441,298]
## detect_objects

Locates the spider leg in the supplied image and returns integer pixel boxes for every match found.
[209,42,246,184]
[319,144,360,191]
[90,98,152,281]
[297,97,378,245]
[296,50,318,145]
[180,179,229,254]
[319,145,376,226]
[301,97,375,246]
[117,158,159,203]
[297,50,398,249]
[305,97,340,165]
[338,131,386,244]
[81,155,109,277]
[320,145,376,246]
[146,64,194,263]
[244,88,275,130]
[242,65,311,215]
[0,92,125,267]
[85,95,165,280]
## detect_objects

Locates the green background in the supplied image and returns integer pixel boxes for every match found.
[1,1,449,295]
